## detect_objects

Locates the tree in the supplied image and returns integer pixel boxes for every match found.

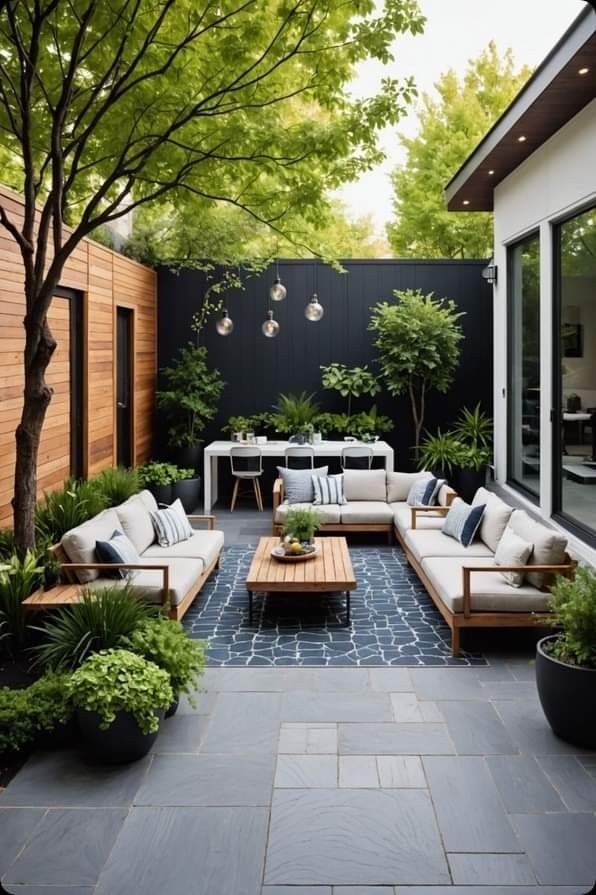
[387,43,531,259]
[369,289,464,454]
[320,363,380,416]
[0,0,424,552]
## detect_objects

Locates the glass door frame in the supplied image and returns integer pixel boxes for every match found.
[551,200,596,549]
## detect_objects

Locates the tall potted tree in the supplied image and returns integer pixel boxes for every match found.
[156,344,225,493]
[370,289,464,460]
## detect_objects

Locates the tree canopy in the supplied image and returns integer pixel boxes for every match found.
[386,43,531,259]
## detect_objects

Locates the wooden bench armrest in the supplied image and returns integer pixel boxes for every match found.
[187,514,215,530]
[411,505,450,529]
[59,563,171,608]
[461,560,577,618]
[273,478,284,512]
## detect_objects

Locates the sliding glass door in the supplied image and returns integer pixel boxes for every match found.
[554,205,596,541]
[507,233,541,498]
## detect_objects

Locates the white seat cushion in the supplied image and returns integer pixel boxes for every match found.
[340,501,393,524]
[61,508,122,584]
[86,557,202,607]
[144,529,224,569]
[472,487,513,552]
[343,469,387,502]
[405,528,493,562]
[274,501,341,525]
[421,556,550,614]
[115,494,156,554]
[391,502,446,535]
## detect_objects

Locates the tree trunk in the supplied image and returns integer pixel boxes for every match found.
[13,317,56,554]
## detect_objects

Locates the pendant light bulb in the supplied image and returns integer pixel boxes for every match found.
[270,276,287,302]
[262,309,280,338]
[305,293,324,322]
[216,308,234,336]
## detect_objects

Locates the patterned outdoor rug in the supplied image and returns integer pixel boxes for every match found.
[183,544,487,666]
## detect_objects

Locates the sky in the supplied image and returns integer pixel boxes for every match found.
[338,0,586,235]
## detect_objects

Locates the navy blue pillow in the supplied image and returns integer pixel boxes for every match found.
[443,499,486,547]
[95,530,139,579]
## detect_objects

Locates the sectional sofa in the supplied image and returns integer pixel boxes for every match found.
[273,470,577,655]
[56,489,224,620]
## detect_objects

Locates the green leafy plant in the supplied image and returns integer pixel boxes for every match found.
[0,528,16,560]
[418,430,463,475]
[33,586,156,670]
[547,566,596,669]
[222,413,274,435]
[283,507,323,543]
[123,618,206,703]
[312,412,349,438]
[370,289,464,455]
[35,479,108,543]
[0,673,73,753]
[452,403,493,450]
[272,392,320,435]
[0,551,45,653]
[349,405,393,440]
[68,649,172,734]
[92,467,141,506]
[157,344,225,448]
[137,461,178,487]
[320,363,380,416]
[171,466,195,483]
[454,444,490,472]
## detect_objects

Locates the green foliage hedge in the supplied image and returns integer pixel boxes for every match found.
[0,673,73,753]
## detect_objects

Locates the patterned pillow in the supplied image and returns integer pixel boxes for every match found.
[442,498,486,547]
[494,526,534,587]
[95,530,140,579]
[312,474,346,505]
[407,476,445,507]
[277,466,328,504]
[150,498,193,547]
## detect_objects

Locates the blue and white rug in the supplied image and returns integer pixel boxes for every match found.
[183,545,487,666]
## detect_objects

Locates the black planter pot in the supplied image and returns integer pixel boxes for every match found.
[147,482,173,505]
[77,708,163,763]
[453,466,486,503]
[536,635,596,748]
[172,444,202,472]
[173,477,201,513]
[165,697,180,719]
[36,718,77,750]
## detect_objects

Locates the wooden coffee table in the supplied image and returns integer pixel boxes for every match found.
[245,536,356,626]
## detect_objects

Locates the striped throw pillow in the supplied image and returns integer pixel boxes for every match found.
[442,498,486,547]
[312,474,346,506]
[95,530,140,579]
[150,498,193,547]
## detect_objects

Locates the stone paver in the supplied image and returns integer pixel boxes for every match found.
[1,666,595,893]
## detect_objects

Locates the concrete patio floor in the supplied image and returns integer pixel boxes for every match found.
[1,664,596,893]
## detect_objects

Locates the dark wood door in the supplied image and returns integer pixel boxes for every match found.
[116,307,133,467]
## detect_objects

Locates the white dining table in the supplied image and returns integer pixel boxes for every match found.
[202,439,395,512]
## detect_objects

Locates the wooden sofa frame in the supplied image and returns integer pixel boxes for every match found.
[395,506,577,656]
[272,478,394,542]
[25,515,220,622]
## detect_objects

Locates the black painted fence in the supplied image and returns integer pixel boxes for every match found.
[157,259,493,495]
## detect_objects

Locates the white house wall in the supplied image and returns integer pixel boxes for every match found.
[492,97,596,561]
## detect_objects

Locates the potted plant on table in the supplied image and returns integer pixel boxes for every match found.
[282,507,323,554]
[68,649,173,762]
[272,392,320,443]
[536,566,596,748]
[156,343,225,477]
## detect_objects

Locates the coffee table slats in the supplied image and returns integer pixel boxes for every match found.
[246,537,356,592]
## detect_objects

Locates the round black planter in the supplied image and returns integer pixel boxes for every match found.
[77,708,163,763]
[173,477,201,513]
[165,697,179,719]
[147,482,173,505]
[536,635,596,748]
[453,466,486,503]
[172,444,202,472]
[36,718,76,750]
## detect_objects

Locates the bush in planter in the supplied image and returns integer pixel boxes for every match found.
[348,405,392,441]
[68,650,173,760]
[536,566,596,748]
[0,673,73,753]
[170,466,200,514]
[272,392,320,437]
[32,586,156,671]
[123,618,206,709]
[313,412,349,439]
[137,460,178,503]
[91,467,142,506]
[0,551,45,654]
[418,430,462,478]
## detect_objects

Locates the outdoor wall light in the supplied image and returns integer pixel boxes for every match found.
[488,169,495,176]
[481,259,498,285]
[462,199,470,206]
[517,135,527,143]
[262,309,280,338]
[305,293,324,321]
[578,67,590,75]
[216,308,234,336]
[269,276,287,302]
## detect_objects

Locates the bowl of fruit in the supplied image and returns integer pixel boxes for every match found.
[271,536,318,562]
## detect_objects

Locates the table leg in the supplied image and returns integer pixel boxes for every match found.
[203,452,211,513]
[248,591,253,626]
[212,455,219,507]
[346,590,351,626]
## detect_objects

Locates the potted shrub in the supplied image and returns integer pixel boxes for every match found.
[452,444,490,502]
[536,566,596,748]
[418,429,461,481]
[282,507,323,548]
[156,344,225,472]
[171,466,200,513]
[123,618,206,716]
[68,649,173,762]
[452,403,493,500]
[137,461,177,504]
[272,392,320,442]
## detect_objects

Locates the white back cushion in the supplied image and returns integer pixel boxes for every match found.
[61,508,122,583]
[115,493,156,554]
[508,510,567,588]
[386,471,431,503]
[472,487,513,553]
[343,468,387,502]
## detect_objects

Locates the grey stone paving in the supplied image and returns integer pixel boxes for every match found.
[1,666,595,893]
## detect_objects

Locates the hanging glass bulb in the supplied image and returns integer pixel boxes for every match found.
[269,276,287,302]
[262,309,280,338]
[216,308,234,336]
[305,293,324,322]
